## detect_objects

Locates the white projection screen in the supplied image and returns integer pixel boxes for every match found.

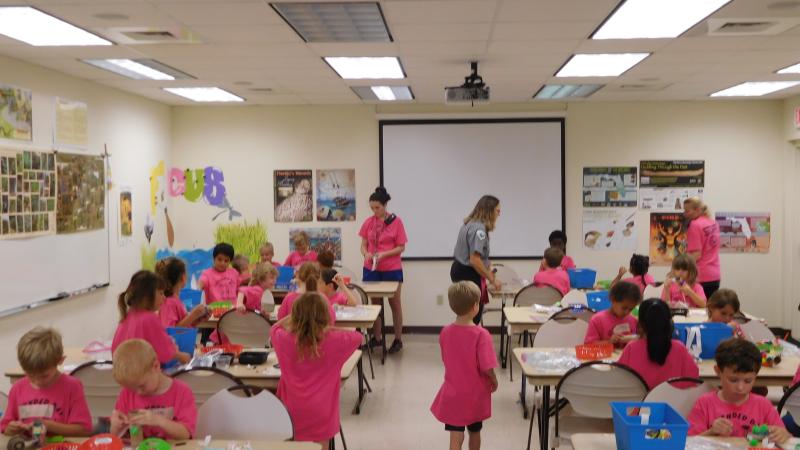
[380,119,565,259]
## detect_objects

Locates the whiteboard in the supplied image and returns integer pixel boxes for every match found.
[380,119,564,259]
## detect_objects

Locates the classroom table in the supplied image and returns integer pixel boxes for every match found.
[571,433,750,450]
[359,281,399,364]
[513,347,799,450]
[0,436,318,450]
[490,285,522,367]
[197,304,382,330]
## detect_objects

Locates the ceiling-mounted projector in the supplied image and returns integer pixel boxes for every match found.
[445,61,489,105]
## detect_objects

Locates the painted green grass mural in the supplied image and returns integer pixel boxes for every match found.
[140,244,157,271]
[214,219,268,263]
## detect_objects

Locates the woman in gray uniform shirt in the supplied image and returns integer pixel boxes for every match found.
[450,195,502,325]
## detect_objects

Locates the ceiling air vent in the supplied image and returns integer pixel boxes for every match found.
[609,83,671,92]
[707,18,800,35]
[101,26,201,44]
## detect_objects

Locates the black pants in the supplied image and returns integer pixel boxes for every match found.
[445,421,483,433]
[700,280,721,299]
[450,261,484,325]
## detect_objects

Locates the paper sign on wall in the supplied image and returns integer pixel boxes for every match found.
[649,212,687,266]
[640,160,705,211]
[56,153,105,234]
[0,148,56,239]
[0,84,32,141]
[716,212,770,253]
[582,167,637,207]
[54,98,88,149]
[275,170,313,223]
[316,169,356,221]
[290,227,342,260]
[118,187,132,246]
[582,209,637,251]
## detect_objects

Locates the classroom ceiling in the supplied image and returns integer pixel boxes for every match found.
[1,0,800,105]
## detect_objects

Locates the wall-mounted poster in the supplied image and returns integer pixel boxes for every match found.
[716,212,770,253]
[0,85,33,141]
[640,160,705,211]
[316,169,355,221]
[0,148,56,239]
[55,98,88,149]
[56,153,105,233]
[290,227,342,261]
[582,167,637,207]
[118,188,132,245]
[582,209,637,251]
[274,170,313,223]
[640,188,704,211]
[649,212,687,266]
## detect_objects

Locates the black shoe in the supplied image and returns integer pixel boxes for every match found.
[388,340,403,354]
[368,337,383,349]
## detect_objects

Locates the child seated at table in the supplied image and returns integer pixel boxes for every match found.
[232,254,251,286]
[259,242,281,267]
[687,338,789,443]
[532,247,570,296]
[156,257,207,328]
[278,262,335,323]
[284,232,318,268]
[538,230,575,272]
[235,262,278,313]
[110,339,196,440]
[662,254,706,308]
[317,250,335,271]
[584,281,641,346]
[320,269,359,307]
[0,327,92,437]
[706,288,744,338]
[611,254,655,294]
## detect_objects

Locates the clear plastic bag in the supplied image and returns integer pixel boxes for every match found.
[684,436,738,450]
[523,348,580,372]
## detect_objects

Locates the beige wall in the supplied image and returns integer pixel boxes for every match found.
[0,55,171,391]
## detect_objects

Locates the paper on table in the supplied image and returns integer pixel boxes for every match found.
[336,306,370,320]
[685,437,737,449]
[531,304,561,315]
[522,349,580,372]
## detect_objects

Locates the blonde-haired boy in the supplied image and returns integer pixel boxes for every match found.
[110,339,196,440]
[1,327,92,437]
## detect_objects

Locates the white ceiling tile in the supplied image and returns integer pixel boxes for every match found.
[153,1,283,25]
[383,1,498,24]
[496,0,618,22]
[34,2,175,27]
[306,42,398,56]
[492,21,598,41]
[392,22,492,42]
[396,41,487,58]
[191,24,301,44]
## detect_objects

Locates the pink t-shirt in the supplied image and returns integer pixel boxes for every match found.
[283,251,318,268]
[271,326,361,441]
[238,272,251,286]
[537,255,576,273]
[159,296,188,328]
[617,339,699,389]
[277,292,336,324]
[687,216,721,283]
[0,374,92,433]
[112,309,177,365]
[115,379,196,439]
[533,269,570,296]
[584,309,638,344]
[358,215,408,271]
[688,391,783,437]
[239,285,265,311]
[622,274,656,295]
[430,324,498,426]
[327,291,348,306]
[199,268,239,303]
[661,281,707,307]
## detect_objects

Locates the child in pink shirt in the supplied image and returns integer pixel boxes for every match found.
[538,230,576,272]
[611,254,655,295]
[706,289,744,338]
[110,340,196,440]
[277,263,336,323]
[320,269,358,307]
[431,281,498,450]
[687,338,788,443]
[618,299,698,389]
[284,232,318,268]
[271,293,362,446]
[1,327,92,437]
[197,243,239,304]
[156,257,207,328]
[662,254,707,308]
[232,254,251,286]
[112,270,191,365]
[532,247,570,296]
[259,242,281,267]
[585,281,641,346]
[236,263,277,312]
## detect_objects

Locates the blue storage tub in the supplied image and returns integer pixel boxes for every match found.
[673,322,733,359]
[275,266,295,290]
[611,402,688,450]
[567,268,596,289]
[167,327,198,357]
[586,290,611,311]
[179,288,202,311]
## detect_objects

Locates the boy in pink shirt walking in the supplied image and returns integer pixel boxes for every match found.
[532,247,570,296]
[431,281,499,450]
[1,327,92,437]
[110,339,196,440]
[584,281,641,346]
[687,338,789,443]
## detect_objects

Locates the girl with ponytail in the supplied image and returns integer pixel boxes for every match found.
[156,257,207,328]
[276,262,335,323]
[611,253,655,294]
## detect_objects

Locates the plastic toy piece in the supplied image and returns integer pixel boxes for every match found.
[757,340,783,368]
[31,421,46,448]
[78,434,123,450]
[747,424,776,449]
[138,438,171,450]
[129,425,143,447]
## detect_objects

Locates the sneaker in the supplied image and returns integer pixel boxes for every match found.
[368,337,383,349]
[388,340,403,354]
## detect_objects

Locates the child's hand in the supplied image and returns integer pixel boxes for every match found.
[768,426,790,444]
[680,283,694,295]
[617,266,626,277]
[236,304,246,314]
[488,377,498,393]
[709,418,733,436]
[333,274,346,288]
[129,410,163,428]
[491,277,503,291]
[609,333,623,345]
[364,252,373,262]
[5,421,31,435]
[189,304,207,319]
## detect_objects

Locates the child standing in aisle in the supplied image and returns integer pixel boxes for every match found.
[431,281,499,450]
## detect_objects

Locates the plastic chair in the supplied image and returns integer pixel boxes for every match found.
[172,367,245,408]
[70,360,120,419]
[644,377,713,419]
[778,382,800,419]
[333,264,359,283]
[561,290,588,306]
[514,285,563,307]
[217,310,272,348]
[348,283,370,306]
[196,385,293,440]
[261,290,276,313]
[552,361,648,448]
[533,319,589,348]
[643,284,662,300]
[739,320,774,342]
[0,391,7,417]
[492,263,524,292]
[549,306,596,323]
[346,283,375,380]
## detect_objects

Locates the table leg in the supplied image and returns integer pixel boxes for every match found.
[539,386,550,450]
[380,296,387,364]
[499,295,507,367]
[519,330,529,419]
[527,386,538,450]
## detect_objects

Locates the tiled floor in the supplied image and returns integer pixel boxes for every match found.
[338,334,544,450]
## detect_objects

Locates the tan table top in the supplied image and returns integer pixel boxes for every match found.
[571,433,749,450]
[358,281,399,297]
[199,305,381,330]
[513,347,798,387]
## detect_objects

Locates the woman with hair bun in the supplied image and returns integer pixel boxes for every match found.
[683,197,721,298]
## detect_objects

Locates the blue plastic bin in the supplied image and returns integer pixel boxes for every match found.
[611,402,688,450]
[586,290,611,311]
[179,288,202,311]
[567,268,596,289]
[673,322,733,359]
[167,327,198,357]
[275,266,295,290]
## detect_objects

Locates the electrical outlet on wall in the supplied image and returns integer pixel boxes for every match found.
[436,294,444,305]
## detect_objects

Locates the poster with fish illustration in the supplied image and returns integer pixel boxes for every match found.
[275,170,313,223]
[582,209,636,251]
[649,212,687,265]
[316,169,355,222]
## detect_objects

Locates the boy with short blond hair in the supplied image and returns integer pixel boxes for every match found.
[1,327,92,437]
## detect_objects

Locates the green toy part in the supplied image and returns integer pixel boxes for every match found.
[138,438,171,450]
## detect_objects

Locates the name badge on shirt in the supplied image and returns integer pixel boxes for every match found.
[476,230,487,240]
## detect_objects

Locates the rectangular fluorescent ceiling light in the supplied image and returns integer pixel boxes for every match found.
[535,84,603,99]
[593,0,731,39]
[351,86,414,101]
[777,62,800,74]
[710,81,800,97]
[83,59,192,80]
[163,87,244,102]
[325,57,404,79]
[0,7,111,46]
[271,2,391,42]
[556,53,650,77]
